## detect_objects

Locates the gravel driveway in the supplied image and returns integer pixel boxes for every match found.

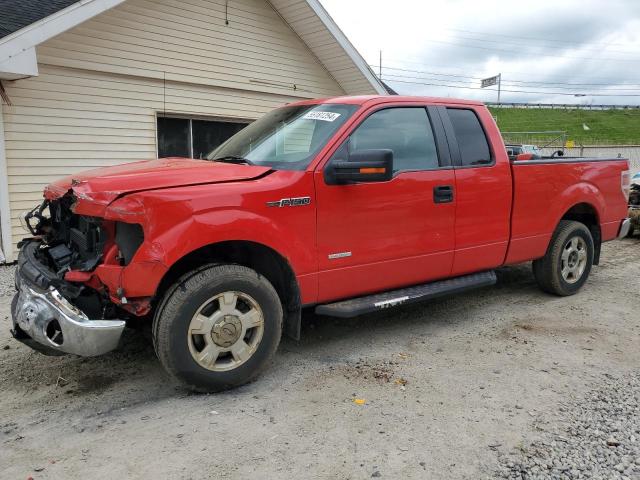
[1,239,639,480]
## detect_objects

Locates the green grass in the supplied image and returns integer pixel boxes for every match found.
[488,107,640,145]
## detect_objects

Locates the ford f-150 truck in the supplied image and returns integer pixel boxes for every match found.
[11,95,631,391]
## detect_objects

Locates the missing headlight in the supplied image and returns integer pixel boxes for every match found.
[115,222,144,265]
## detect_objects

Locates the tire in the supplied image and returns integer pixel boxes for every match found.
[152,264,283,392]
[532,220,594,296]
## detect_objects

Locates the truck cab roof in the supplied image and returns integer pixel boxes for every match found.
[288,95,486,108]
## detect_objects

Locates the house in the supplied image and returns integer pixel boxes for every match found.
[0,0,386,262]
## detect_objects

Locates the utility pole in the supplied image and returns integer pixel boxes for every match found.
[379,50,383,80]
[497,73,502,104]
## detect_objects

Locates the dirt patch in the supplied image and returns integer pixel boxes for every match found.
[499,318,599,339]
[313,359,399,384]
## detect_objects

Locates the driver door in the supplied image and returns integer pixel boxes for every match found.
[313,105,456,303]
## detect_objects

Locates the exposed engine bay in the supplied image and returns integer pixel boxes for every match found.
[19,194,144,319]
[22,196,107,274]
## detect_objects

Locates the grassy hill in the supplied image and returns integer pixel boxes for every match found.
[488,107,640,145]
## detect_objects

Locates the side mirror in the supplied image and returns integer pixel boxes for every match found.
[325,149,394,185]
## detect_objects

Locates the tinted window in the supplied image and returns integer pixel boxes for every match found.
[447,108,492,166]
[350,108,439,172]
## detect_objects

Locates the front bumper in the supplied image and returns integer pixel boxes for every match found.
[11,246,126,357]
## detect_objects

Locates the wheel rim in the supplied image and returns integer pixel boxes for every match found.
[187,291,265,372]
[561,236,588,284]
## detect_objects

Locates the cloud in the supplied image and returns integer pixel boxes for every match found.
[320,0,640,104]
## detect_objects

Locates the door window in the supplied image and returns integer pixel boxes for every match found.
[447,108,492,166]
[348,108,440,172]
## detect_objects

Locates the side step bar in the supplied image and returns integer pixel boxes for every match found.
[315,271,497,318]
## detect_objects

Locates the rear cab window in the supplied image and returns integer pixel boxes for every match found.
[446,108,493,167]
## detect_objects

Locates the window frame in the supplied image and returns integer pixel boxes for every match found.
[155,113,251,160]
[439,106,495,169]
[325,105,452,178]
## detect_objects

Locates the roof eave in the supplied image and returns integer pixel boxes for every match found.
[0,0,127,78]
[302,0,386,95]
[0,0,386,96]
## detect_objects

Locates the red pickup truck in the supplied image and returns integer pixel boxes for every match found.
[11,95,631,391]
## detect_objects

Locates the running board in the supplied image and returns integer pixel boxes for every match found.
[315,271,497,318]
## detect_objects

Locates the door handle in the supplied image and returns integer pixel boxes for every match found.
[433,185,454,204]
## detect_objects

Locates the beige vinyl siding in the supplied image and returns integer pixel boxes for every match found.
[36,0,344,98]
[0,0,386,257]
[2,64,327,253]
[271,0,380,95]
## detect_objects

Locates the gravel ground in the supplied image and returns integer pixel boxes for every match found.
[496,371,640,479]
[0,262,16,297]
[1,239,639,479]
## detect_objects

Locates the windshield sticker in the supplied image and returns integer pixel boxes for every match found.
[303,111,342,122]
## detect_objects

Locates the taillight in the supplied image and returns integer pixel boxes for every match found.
[622,170,631,202]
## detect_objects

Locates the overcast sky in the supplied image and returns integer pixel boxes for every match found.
[319,0,640,105]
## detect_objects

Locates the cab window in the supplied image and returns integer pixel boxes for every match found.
[348,108,440,172]
[447,108,492,166]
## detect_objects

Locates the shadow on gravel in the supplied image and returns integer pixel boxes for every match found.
[291,264,541,351]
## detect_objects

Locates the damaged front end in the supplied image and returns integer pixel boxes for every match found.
[11,195,138,356]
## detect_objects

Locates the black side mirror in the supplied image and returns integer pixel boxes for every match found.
[325,149,394,185]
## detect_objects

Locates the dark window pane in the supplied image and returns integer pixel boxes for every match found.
[350,108,439,171]
[447,108,491,166]
[192,120,247,159]
[157,117,190,158]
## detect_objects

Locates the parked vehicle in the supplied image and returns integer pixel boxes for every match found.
[505,143,542,160]
[11,96,631,391]
[629,172,640,237]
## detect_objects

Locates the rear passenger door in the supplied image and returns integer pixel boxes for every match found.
[314,105,457,302]
[440,107,513,275]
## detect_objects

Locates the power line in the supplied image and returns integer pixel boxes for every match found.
[373,66,640,89]
[383,78,640,97]
[435,32,640,57]
[446,27,638,51]
[380,72,640,92]
[420,38,640,63]
[376,56,640,83]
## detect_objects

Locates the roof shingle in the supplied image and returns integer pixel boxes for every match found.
[0,0,79,39]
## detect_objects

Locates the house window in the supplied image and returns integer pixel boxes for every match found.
[157,116,248,159]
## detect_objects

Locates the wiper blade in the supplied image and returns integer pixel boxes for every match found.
[213,156,255,166]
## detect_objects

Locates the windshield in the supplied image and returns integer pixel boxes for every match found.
[207,104,358,170]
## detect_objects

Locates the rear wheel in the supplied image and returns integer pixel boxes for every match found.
[532,220,594,296]
[152,264,283,391]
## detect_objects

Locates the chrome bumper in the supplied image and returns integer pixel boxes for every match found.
[618,218,631,239]
[11,281,126,357]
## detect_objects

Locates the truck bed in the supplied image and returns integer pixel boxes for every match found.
[506,156,629,264]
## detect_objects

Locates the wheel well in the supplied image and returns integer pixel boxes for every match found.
[156,241,302,340]
[560,203,602,265]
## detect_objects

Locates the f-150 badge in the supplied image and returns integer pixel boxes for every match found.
[266,197,311,208]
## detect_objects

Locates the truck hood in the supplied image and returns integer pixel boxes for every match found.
[44,157,272,206]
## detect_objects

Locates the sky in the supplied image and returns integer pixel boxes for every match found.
[319,0,640,105]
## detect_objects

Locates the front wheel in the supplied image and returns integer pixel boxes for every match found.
[532,220,594,296]
[152,264,283,391]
